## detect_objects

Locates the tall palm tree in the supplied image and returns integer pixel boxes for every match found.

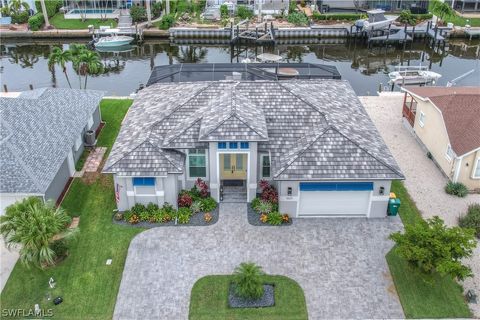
[0,197,73,268]
[69,44,88,88]
[146,0,152,27]
[40,0,50,28]
[48,47,73,88]
[176,46,207,63]
[77,50,104,89]
[8,0,29,14]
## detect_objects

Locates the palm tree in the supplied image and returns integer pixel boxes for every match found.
[8,0,29,14]
[146,0,152,27]
[77,50,104,89]
[39,0,50,28]
[69,44,88,88]
[233,262,265,299]
[48,47,73,88]
[434,1,453,23]
[0,197,73,268]
[176,46,207,63]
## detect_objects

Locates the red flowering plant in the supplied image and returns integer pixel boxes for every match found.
[178,191,193,208]
[195,178,209,198]
[259,180,278,204]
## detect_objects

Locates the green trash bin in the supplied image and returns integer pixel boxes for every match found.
[387,198,401,216]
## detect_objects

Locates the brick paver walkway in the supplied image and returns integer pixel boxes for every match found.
[84,147,107,173]
[114,203,404,319]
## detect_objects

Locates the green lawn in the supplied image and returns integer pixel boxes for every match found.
[189,275,308,320]
[75,149,89,171]
[0,99,138,320]
[387,181,471,318]
[429,0,480,27]
[50,13,118,30]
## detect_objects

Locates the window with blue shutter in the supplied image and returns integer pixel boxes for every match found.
[133,177,155,186]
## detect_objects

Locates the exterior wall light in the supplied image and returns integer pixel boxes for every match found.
[287,187,292,196]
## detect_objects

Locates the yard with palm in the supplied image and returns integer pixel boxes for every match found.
[0,99,140,320]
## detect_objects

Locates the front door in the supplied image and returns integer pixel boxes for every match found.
[220,153,247,180]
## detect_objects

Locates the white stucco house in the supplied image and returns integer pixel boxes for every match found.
[104,79,404,218]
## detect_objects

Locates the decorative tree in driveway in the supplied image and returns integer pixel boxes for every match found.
[389,216,476,281]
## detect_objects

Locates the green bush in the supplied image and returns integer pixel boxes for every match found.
[288,0,297,14]
[445,181,468,197]
[28,13,44,31]
[220,4,228,19]
[459,203,480,238]
[312,12,363,21]
[267,212,283,225]
[130,5,147,22]
[176,0,192,15]
[191,201,202,214]
[152,1,162,17]
[157,14,175,30]
[200,197,217,212]
[146,202,159,213]
[50,239,68,259]
[255,200,273,214]
[399,10,416,25]
[287,12,308,26]
[233,262,265,300]
[412,13,433,21]
[123,210,133,222]
[251,197,261,212]
[131,203,147,215]
[11,11,29,24]
[236,5,252,20]
[35,0,62,18]
[139,211,151,222]
[177,207,192,224]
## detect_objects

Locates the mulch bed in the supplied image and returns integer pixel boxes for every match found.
[228,284,275,308]
[112,206,219,228]
[247,203,293,227]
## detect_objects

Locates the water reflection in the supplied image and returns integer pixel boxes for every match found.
[1,38,478,95]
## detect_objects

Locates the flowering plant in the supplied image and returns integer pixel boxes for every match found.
[195,178,209,198]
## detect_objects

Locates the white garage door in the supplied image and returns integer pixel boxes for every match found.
[298,182,373,217]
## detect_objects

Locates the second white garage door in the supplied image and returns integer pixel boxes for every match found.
[298,182,373,217]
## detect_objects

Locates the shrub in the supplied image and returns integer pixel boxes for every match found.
[251,197,261,212]
[194,178,209,198]
[260,213,268,223]
[50,239,68,260]
[459,203,480,238]
[150,210,163,223]
[256,200,273,215]
[152,1,162,17]
[113,212,124,221]
[130,5,147,22]
[200,197,217,212]
[445,181,468,197]
[131,203,147,215]
[282,213,290,223]
[123,210,133,222]
[288,0,297,14]
[176,0,192,14]
[177,207,192,224]
[204,212,213,223]
[11,11,29,24]
[161,208,175,223]
[390,216,476,280]
[139,211,151,222]
[398,10,416,25]
[236,5,253,20]
[178,192,193,207]
[191,201,202,214]
[220,4,229,19]
[233,262,265,300]
[28,12,44,30]
[267,212,283,225]
[35,0,62,18]
[158,14,175,30]
[146,202,159,213]
[129,214,140,224]
[259,180,278,204]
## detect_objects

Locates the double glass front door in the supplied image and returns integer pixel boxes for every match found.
[220,153,247,180]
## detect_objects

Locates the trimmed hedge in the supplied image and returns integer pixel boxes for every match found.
[312,12,364,21]
[411,13,433,20]
[28,12,44,30]
[130,5,147,22]
[35,0,62,18]
[459,203,480,238]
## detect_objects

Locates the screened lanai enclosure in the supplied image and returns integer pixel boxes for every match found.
[62,0,148,19]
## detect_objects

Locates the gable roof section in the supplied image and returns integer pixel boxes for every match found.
[404,86,480,156]
[0,88,104,194]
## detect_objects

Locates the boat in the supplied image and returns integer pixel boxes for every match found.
[388,66,442,85]
[355,9,397,32]
[94,35,134,48]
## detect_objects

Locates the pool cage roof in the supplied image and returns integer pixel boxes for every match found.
[146,63,341,86]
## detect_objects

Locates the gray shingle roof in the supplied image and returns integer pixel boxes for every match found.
[0,88,104,194]
[104,80,403,180]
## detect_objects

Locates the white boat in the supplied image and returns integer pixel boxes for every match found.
[356,9,397,32]
[388,66,442,85]
[94,35,134,48]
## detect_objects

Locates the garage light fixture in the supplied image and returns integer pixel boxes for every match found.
[287,187,292,196]
[379,186,385,195]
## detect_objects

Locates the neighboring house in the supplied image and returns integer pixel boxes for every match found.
[318,0,427,12]
[402,86,480,191]
[445,0,480,13]
[0,88,104,214]
[104,80,404,218]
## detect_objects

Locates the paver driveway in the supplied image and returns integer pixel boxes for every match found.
[114,203,403,320]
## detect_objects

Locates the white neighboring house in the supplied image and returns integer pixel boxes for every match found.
[0,88,104,215]
[104,78,404,218]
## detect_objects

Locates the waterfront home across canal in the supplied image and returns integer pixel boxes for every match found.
[104,75,404,218]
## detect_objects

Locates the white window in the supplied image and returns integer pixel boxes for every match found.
[188,149,206,178]
[419,111,426,127]
[474,158,480,179]
[260,154,270,178]
[87,115,94,129]
[445,144,455,161]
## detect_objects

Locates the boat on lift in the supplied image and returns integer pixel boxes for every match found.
[355,9,397,32]
[388,66,442,85]
[94,34,134,48]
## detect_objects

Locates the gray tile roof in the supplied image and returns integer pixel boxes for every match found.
[0,88,104,194]
[104,80,403,180]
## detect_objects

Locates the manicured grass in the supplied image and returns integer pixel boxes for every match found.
[387,181,471,318]
[429,1,480,27]
[74,149,89,171]
[0,99,138,320]
[189,275,307,320]
[50,13,118,30]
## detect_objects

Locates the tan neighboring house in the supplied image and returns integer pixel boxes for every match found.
[402,86,480,191]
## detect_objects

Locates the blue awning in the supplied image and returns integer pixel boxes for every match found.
[299,182,374,192]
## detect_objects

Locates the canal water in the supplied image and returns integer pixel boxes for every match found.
[1,39,479,95]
